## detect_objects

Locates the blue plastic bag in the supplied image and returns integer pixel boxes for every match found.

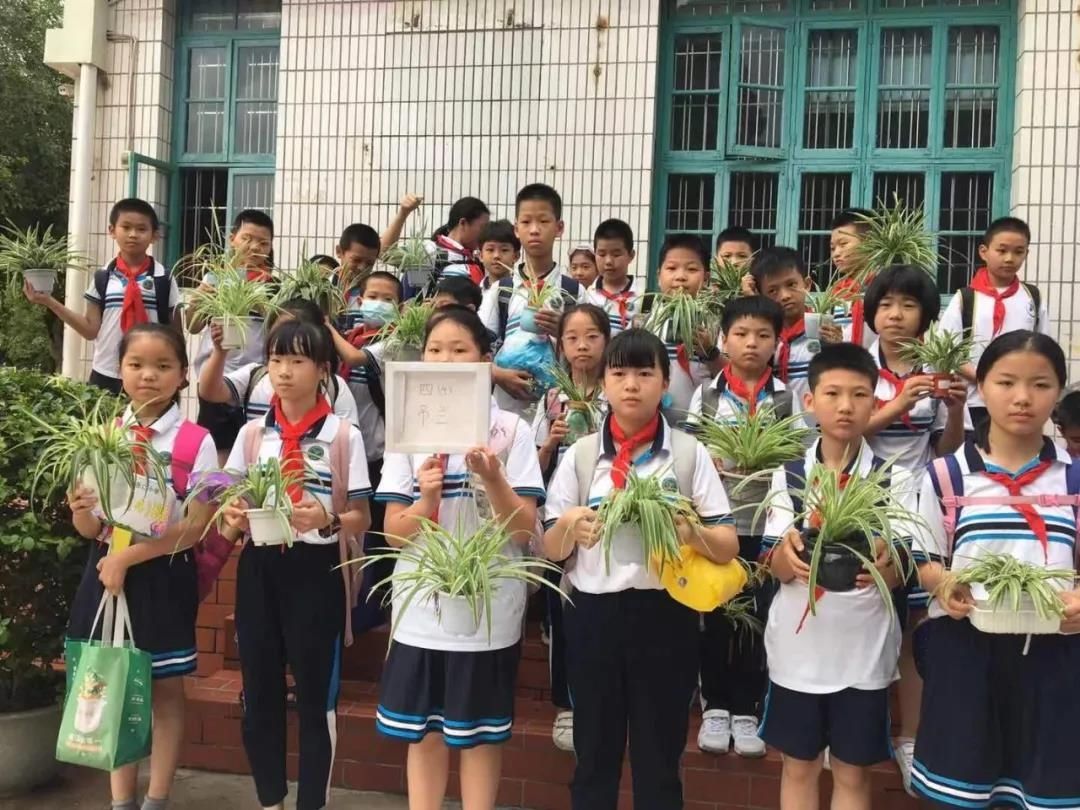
[495,331,557,397]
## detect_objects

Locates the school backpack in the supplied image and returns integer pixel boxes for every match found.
[242,365,346,420]
[927,453,1080,560]
[496,273,581,343]
[959,283,1042,333]
[700,386,793,422]
[93,260,173,325]
[241,416,364,645]
[572,428,698,508]
[171,421,237,603]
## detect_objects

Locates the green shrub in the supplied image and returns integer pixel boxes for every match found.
[0,291,60,372]
[0,368,106,711]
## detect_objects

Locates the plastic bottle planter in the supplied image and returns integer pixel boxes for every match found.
[564,404,593,445]
[796,528,868,592]
[23,267,57,293]
[246,508,292,546]
[930,373,956,399]
[967,583,1061,635]
[720,471,771,537]
[211,317,252,350]
[435,592,481,636]
[80,467,171,536]
[402,263,433,288]
[804,313,822,354]
[518,307,544,334]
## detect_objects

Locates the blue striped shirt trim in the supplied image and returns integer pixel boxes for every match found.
[376,492,414,504]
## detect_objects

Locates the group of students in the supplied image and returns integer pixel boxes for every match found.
[27,184,1080,810]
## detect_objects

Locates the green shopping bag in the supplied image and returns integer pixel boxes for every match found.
[56,593,152,770]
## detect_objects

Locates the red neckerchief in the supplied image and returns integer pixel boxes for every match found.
[610,413,660,489]
[970,267,1020,337]
[674,345,692,376]
[722,366,773,415]
[777,318,806,383]
[130,423,154,476]
[246,267,273,283]
[982,460,1054,563]
[595,279,635,328]
[272,396,332,503]
[834,275,872,346]
[875,361,917,430]
[431,454,449,522]
[435,234,485,285]
[116,256,151,333]
[796,469,853,634]
[338,326,381,378]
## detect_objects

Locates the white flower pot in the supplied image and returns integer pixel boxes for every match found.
[247,507,292,546]
[804,312,821,339]
[0,703,62,797]
[436,592,481,636]
[80,468,171,536]
[23,268,57,293]
[969,590,1061,635]
[403,266,432,287]
[212,317,250,350]
[611,533,646,566]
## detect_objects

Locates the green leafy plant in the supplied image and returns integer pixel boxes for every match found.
[642,290,721,352]
[807,274,851,316]
[898,323,975,375]
[378,298,434,360]
[595,467,702,574]
[351,513,565,641]
[380,224,434,272]
[710,257,748,302]
[547,364,603,443]
[192,458,304,547]
[185,264,279,339]
[0,221,86,293]
[22,391,170,527]
[275,253,347,317]
[952,553,1073,620]
[853,195,938,279]
[695,408,810,474]
[0,369,96,712]
[719,593,764,639]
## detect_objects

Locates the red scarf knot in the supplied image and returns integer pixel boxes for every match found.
[272,395,333,503]
[875,366,917,430]
[981,460,1053,563]
[609,413,660,489]
[970,268,1020,338]
[116,256,152,333]
[130,423,154,476]
[777,319,806,383]
[597,283,635,328]
[722,366,773,415]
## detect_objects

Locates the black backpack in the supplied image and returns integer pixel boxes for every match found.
[959,283,1041,332]
[92,260,173,325]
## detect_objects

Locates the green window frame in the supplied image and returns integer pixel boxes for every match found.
[651,0,1016,293]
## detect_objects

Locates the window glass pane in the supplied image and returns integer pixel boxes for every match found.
[185,47,227,154]
[736,27,786,149]
[188,47,228,100]
[667,175,715,232]
[810,0,858,8]
[179,168,228,267]
[804,30,857,149]
[232,174,275,219]
[945,27,999,148]
[872,172,926,210]
[188,0,237,32]
[729,173,780,243]
[939,172,993,292]
[235,45,280,156]
[674,0,788,16]
[882,0,999,7]
[877,28,932,149]
[237,0,282,31]
[671,36,722,151]
[796,173,851,276]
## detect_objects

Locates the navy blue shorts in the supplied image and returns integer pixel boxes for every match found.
[758,681,892,766]
[375,641,520,748]
[67,541,198,679]
[913,617,1080,808]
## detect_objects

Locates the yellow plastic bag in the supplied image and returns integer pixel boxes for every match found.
[657,546,748,612]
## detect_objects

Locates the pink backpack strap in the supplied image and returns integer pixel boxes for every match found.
[329,418,362,647]
[242,418,264,467]
[171,421,210,497]
[928,456,962,558]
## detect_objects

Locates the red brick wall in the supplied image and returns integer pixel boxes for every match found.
[195,547,240,677]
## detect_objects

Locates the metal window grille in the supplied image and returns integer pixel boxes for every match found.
[877,28,932,149]
[938,172,993,292]
[185,47,228,154]
[796,173,852,277]
[804,30,858,150]
[729,172,780,247]
[675,0,788,17]
[882,0,999,7]
[188,0,281,33]
[735,27,786,149]
[945,26,999,149]
[178,168,228,267]
[234,45,279,156]
[671,35,724,151]
[232,174,275,219]
[809,0,858,9]
[872,172,927,211]
[667,174,716,232]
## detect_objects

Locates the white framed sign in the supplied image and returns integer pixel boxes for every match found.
[384,362,492,454]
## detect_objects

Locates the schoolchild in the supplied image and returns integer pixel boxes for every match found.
[584,219,638,335]
[477,219,520,291]
[829,208,877,349]
[568,245,599,287]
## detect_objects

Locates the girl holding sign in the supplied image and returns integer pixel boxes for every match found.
[66,323,218,810]
[375,305,545,810]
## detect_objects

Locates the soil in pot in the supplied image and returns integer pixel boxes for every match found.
[796,528,869,592]
[436,593,481,636]
[23,268,57,294]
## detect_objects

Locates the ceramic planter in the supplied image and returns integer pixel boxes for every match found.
[968,584,1061,635]
[247,507,292,546]
[211,317,250,350]
[0,703,62,797]
[930,372,956,399]
[436,592,481,636]
[22,267,57,293]
[797,528,868,592]
[720,471,771,537]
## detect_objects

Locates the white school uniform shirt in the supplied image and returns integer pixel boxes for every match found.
[342,341,386,461]
[761,438,916,693]
[83,260,180,379]
[222,362,358,427]
[685,371,788,429]
[375,400,545,652]
[866,340,947,480]
[775,331,816,430]
[428,234,476,280]
[479,262,585,417]
[543,413,734,594]
[192,271,269,376]
[584,278,639,336]
[916,439,1076,619]
[225,412,372,546]
[938,282,1050,426]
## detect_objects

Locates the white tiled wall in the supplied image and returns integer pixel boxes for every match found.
[1012,0,1080,373]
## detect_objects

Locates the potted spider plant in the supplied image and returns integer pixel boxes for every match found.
[547,364,603,444]
[950,553,1074,635]
[380,225,435,288]
[595,467,702,571]
[192,459,303,547]
[853,195,938,279]
[512,258,570,334]
[23,393,171,534]
[898,324,975,398]
[695,408,811,537]
[0,222,87,295]
[353,514,565,639]
[186,263,279,350]
[757,463,916,614]
[378,298,434,361]
[642,289,721,353]
[275,254,347,318]
[804,276,849,353]
[710,257,747,303]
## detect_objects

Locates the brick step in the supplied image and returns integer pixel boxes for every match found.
[182,670,917,810]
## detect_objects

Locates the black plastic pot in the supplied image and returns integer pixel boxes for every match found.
[796,528,869,592]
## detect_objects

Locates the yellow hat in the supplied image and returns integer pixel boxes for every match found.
[656,546,748,612]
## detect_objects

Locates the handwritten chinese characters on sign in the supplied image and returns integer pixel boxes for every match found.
[385,362,492,454]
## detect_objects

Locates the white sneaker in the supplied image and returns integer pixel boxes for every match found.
[552,710,574,752]
[894,737,916,797]
[697,709,732,754]
[731,715,767,758]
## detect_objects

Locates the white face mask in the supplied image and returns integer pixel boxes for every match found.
[358,299,397,327]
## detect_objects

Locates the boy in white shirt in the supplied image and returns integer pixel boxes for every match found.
[585,219,638,335]
[760,343,917,810]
